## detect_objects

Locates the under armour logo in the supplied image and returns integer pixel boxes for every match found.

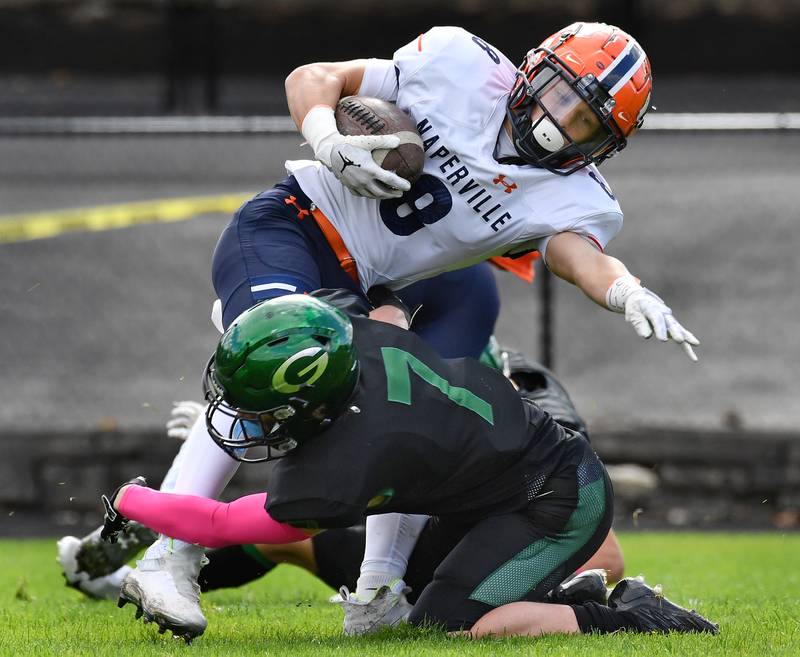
[284,195,309,220]
[339,153,361,173]
[493,174,518,194]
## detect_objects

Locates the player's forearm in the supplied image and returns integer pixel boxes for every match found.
[546,231,699,360]
[285,61,366,129]
[545,232,632,308]
[115,486,311,548]
[286,61,409,198]
[572,254,633,308]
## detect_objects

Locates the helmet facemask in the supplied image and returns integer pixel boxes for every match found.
[201,295,360,463]
[507,48,626,175]
[203,358,303,462]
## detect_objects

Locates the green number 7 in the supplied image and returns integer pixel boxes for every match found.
[380,347,494,426]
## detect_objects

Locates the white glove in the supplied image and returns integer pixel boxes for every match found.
[302,105,411,200]
[165,400,207,441]
[606,275,700,362]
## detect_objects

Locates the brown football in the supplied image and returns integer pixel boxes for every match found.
[335,96,425,183]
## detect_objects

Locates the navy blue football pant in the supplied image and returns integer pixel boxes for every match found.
[211,176,500,358]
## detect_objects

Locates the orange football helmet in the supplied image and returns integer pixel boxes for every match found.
[507,22,653,175]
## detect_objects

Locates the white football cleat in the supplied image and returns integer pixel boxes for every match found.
[118,544,208,643]
[57,535,130,601]
[330,579,413,635]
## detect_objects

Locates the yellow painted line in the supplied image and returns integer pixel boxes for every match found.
[0,192,254,244]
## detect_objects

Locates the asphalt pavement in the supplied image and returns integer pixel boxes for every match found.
[1,130,798,433]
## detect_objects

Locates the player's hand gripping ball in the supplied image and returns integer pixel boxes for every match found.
[335,96,425,184]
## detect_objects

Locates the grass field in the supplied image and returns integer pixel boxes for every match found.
[0,533,798,657]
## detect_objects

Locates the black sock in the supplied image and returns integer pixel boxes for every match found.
[199,544,276,592]
[571,602,640,634]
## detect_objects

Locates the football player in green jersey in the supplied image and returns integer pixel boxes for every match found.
[100,291,717,641]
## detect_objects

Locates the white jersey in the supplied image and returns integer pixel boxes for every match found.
[286,26,623,291]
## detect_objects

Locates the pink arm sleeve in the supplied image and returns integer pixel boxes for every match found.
[116,486,310,548]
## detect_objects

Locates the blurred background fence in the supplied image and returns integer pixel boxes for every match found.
[1,0,799,536]
[2,0,800,115]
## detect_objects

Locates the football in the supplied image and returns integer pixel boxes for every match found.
[335,96,425,183]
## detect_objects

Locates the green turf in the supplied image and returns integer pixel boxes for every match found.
[0,533,798,657]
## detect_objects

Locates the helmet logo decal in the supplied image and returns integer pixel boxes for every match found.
[272,347,329,393]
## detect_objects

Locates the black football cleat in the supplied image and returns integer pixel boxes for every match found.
[546,569,608,605]
[608,577,719,635]
[69,522,157,579]
[505,351,589,438]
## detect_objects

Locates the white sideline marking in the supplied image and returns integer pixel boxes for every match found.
[0,113,799,134]
[644,113,800,130]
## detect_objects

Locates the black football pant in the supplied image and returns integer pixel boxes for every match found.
[313,439,613,631]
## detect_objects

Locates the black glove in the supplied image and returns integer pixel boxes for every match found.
[100,476,147,543]
[309,288,372,317]
[366,285,414,325]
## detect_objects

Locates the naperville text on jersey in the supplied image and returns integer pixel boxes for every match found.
[418,118,512,233]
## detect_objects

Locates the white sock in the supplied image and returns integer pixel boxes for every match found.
[158,434,192,493]
[144,413,239,560]
[356,513,429,599]
[171,412,239,497]
[143,535,196,560]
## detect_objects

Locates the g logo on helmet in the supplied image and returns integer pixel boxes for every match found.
[272,347,329,393]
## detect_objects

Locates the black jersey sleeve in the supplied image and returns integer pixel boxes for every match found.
[265,427,379,530]
[267,496,365,530]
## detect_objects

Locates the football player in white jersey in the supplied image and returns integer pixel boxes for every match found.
[106,22,698,639]
[288,22,696,356]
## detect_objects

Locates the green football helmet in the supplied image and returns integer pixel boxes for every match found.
[203,294,360,462]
